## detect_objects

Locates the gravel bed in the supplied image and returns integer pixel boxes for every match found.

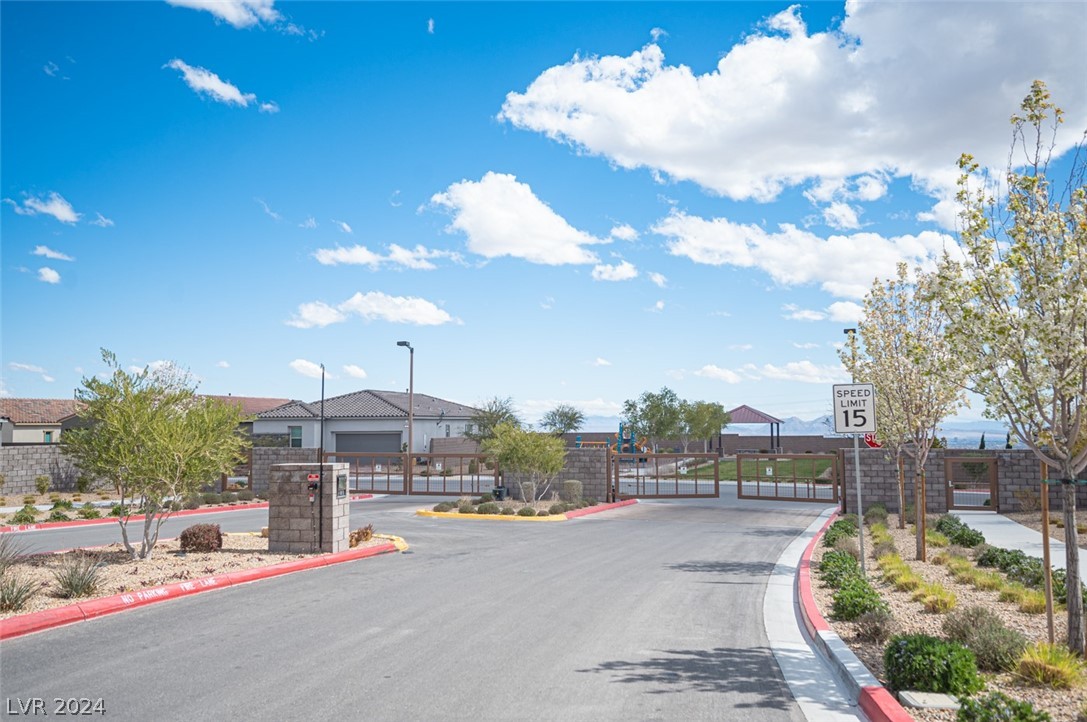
[1,533,385,620]
[810,515,1085,721]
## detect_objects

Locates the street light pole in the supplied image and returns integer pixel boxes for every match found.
[397,341,414,494]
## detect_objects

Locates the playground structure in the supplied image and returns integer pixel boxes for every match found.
[574,423,650,454]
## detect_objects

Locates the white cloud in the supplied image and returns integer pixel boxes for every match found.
[782,301,863,323]
[90,212,114,227]
[4,192,81,224]
[314,244,461,270]
[793,342,821,349]
[289,359,326,379]
[917,199,961,231]
[259,101,280,114]
[343,364,368,379]
[650,27,668,42]
[592,357,612,367]
[166,0,280,28]
[288,291,458,328]
[299,216,317,229]
[432,172,607,265]
[165,59,260,108]
[752,360,849,384]
[823,202,861,230]
[41,375,55,383]
[44,61,59,77]
[0,379,11,398]
[38,267,61,284]
[256,198,281,221]
[427,18,435,34]
[33,246,74,262]
[592,260,638,282]
[499,4,1086,206]
[609,223,638,241]
[389,190,402,207]
[216,360,231,368]
[652,300,665,312]
[655,209,954,299]
[540,296,555,310]
[695,365,743,384]
[647,272,668,288]
[729,344,753,351]
[782,304,827,322]
[332,219,353,234]
[9,362,46,374]
[286,301,347,329]
[517,397,622,423]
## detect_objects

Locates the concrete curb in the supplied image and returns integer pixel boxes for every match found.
[0,494,374,534]
[797,513,913,722]
[0,540,398,641]
[415,499,638,522]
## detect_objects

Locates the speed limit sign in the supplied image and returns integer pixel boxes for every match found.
[832,383,876,434]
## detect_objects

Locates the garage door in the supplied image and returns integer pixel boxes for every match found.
[335,432,402,453]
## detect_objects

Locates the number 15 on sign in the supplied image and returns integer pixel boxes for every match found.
[832,383,877,434]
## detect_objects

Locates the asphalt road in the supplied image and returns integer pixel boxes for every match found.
[1,495,829,721]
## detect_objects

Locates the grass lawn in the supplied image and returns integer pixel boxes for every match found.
[682,456,835,481]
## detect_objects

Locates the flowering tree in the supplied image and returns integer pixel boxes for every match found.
[932,81,1086,653]
[63,350,249,559]
[842,264,968,558]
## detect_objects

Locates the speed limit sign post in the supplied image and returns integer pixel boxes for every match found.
[833,383,876,575]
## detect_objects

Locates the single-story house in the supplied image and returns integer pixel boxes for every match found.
[253,390,479,455]
[0,398,79,445]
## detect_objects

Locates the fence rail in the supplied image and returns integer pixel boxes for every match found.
[322,452,500,496]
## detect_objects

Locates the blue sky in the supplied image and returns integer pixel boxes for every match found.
[3,1,1085,430]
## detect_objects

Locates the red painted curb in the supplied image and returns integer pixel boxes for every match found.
[0,541,397,641]
[860,686,914,722]
[798,512,837,639]
[0,495,374,535]
[564,499,638,519]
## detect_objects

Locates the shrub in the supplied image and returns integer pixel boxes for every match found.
[855,608,896,644]
[51,499,74,510]
[0,533,29,575]
[47,510,70,522]
[833,536,861,561]
[349,524,374,547]
[926,530,950,548]
[872,540,897,559]
[823,517,860,547]
[500,506,515,516]
[476,493,494,504]
[75,476,91,494]
[819,550,861,586]
[516,507,537,517]
[108,503,129,517]
[237,490,255,501]
[183,495,201,510]
[549,503,567,515]
[903,502,917,525]
[52,552,102,598]
[957,691,1051,722]
[22,495,36,505]
[201,493,223,506]
[935,515,986,547]
[943,606,1028,672]
[432,502,454,512]
[584,498,598,507]
[1017,589,1048,615]
[11,505,38,524]
[864,505,889,526]
[457,501,475,514]
[467,459,479,475]
[561,480,583,502]
[883,633,983,695]
[179,524,222,552]
[912,582,957,613]
[0,573,37,612]
[221,492,238,504]
[832,577,888,621]
[77,503,101,520]
[537,510,550,517]
[477,502,500,515]
[1017,643,1087,689]
[34,475,50,495]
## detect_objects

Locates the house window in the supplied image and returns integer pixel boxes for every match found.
[465,424,474,435]
[44,431,54,443]
[445,424,451,437]
[289,426,302,448]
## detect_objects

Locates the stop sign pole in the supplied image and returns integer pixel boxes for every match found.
[833,383,877,575]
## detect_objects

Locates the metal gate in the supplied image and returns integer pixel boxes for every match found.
[736,454,839,503]
[611,452,719,499]
[323,452,500,496]
[946,456,998,511]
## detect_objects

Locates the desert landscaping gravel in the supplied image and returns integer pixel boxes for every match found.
[810,514,1085,721]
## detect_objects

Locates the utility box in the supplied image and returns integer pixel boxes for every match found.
[268,463,351,554]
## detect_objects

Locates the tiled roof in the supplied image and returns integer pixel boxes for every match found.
[727,404,783,425]
[0,398,80,425]
[257,390,479,420]
[203,395,292,418]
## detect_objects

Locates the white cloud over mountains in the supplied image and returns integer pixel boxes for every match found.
[287,291,458,328]
[432,172,610,265]
[500,3,1085,211]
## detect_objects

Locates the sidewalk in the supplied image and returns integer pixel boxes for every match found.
[951,510,1086,578]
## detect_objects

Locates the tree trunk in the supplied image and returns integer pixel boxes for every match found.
[1061,479,1084,655]
[914,468,927,562]
[897,455,906,530]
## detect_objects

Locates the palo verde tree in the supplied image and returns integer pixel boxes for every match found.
[481,422,566,502]
[682,401,731,453]
[465,396,522,443]
[931,80,1087,653]
[62,350,249,560]
[842,264,968,558]
[538,403,585,436]
[622,387,683,452]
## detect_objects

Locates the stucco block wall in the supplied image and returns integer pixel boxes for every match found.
[0,445,82,495]
[268,463,351,553]
[251,447,319,495]
[506,447,610,502]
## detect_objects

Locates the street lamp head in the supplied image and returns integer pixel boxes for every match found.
[396,341,412,350]
[843,328,856,336]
